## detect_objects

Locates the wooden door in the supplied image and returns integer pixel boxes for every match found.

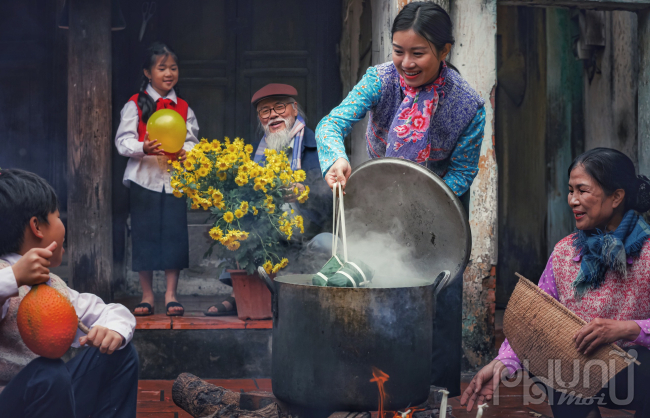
[0,0,68,210]
[235,0,342,147]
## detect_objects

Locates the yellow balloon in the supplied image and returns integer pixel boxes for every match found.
[146,109,187,154]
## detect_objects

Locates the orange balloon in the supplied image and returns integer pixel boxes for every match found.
[146,109,187,154]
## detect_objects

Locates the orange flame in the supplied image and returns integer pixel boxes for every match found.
[370,367,390,417]
[370,367,425,418]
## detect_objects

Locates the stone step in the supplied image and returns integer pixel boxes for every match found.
[132,312,272,380]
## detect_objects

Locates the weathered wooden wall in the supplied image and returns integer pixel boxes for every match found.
[495,6,549,306]
[496,6,584,308]
[640,10,650,176]
[583,11,639,164]
[546,8,584,261]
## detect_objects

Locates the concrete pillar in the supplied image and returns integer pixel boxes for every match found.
[450,0,499,368]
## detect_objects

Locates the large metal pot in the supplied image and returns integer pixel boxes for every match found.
[259,270,451,412]
[259,158,470,412]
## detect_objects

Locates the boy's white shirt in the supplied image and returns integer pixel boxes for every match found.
[115,84,200,193]
[0,253,135,350]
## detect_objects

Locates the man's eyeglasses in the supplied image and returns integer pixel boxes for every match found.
[258,102,294,118]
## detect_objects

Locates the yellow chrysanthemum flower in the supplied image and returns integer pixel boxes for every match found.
[272,264,281,274]
[263,260,273,274]
[234,209,244,219]
[218,172,227,181]
[197,167,209,177]
[215,201,225,210]
[293,215,305,233]
[209,227,223,240]
[253,183,264,191]
[294,170,306,182]
[252,206,258,215]
[184,160,195,171]
[235,176,248,186]
[201,143,212,153]
[240,201,249,212]
[297,186,310,204]
[172,190,183,198]
[280,258,289,268]
[245,144,253,154]
[227,241,241,251]
[216,161,229,171]
[223,212,234,223]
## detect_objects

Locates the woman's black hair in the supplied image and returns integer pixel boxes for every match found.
[391,2,458,73]
[138,42,179,123]
[0,169,59,256]
[568,147,650,213]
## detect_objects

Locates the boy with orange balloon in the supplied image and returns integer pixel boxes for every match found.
[0,169,138,418]
[115,42,199,317]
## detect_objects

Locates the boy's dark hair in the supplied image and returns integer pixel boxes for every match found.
[0,169,58,255]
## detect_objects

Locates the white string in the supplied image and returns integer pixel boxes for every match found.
[347,261,368,286]
[316,272,329,283]
[338,182,348,262]
[332,183,338,256]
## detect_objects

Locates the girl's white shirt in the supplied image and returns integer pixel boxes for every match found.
[0,253,135,349]
[115,84,200,193]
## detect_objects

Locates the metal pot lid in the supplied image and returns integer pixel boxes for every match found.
[344,158,471,281]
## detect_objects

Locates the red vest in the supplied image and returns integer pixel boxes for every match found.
[128,92,189,142]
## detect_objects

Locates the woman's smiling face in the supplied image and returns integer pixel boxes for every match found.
[568,165,625,231]
[392,29,450,88]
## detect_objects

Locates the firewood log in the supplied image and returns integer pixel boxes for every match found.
[200,403,282,418]
[172,373,241,417]
[172,373,285,418]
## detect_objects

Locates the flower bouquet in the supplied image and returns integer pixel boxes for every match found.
[169,137,309,275]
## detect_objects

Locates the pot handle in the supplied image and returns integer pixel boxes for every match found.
[257,266,278,321]
[257,266,276,296]
[432,270,451,298]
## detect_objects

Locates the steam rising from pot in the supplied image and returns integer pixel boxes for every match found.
[340,209,434,288]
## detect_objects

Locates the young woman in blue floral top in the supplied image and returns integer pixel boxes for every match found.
[315,1,486,197]
[315,2,486,398]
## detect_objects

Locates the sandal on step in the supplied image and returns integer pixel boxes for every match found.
[134,302,154,316]
[204,296,237,316]
[166,301,185,317]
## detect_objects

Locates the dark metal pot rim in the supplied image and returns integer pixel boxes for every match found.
[274,273,436,289]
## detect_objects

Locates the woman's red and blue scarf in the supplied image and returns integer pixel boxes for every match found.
[385,63,447,163]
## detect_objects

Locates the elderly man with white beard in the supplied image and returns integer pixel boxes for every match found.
[205,84,333,317]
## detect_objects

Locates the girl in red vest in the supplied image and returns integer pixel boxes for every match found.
[115,42,199,316]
